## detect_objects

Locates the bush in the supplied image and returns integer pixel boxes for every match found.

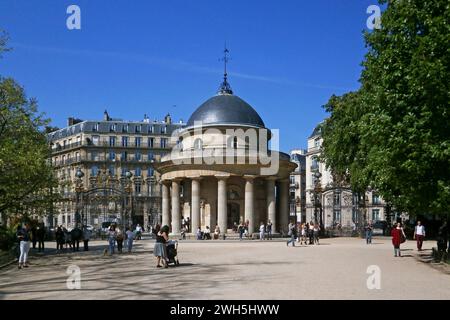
[0,225,17,251]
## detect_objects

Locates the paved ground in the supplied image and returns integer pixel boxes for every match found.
[0,236,449,300]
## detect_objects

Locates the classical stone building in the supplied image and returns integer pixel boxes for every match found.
[154,78,296,236]
[47,111,184,229]
[289,149,306,223]
[305,123,387,231]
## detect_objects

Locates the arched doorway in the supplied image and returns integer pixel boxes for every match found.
[227,202,240,229]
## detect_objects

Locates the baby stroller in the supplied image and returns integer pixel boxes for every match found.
[166,240,180,266]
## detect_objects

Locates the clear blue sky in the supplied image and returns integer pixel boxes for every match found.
[0,0,379,151]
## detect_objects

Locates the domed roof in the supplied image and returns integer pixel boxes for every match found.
[187,93,265,128]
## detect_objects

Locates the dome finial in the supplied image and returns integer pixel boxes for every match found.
[218,43,233,95]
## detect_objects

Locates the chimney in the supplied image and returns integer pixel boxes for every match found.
[164,113,172,124]
[68,117,74,126]
[104,110,110,121]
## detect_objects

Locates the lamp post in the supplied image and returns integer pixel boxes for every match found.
[312,171,323,226]
[124,170,133,228]
[75,168,85,228]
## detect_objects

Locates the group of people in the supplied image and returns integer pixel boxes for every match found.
[54,225,91,253]
[106,224,136,255]
[287,221,321,247]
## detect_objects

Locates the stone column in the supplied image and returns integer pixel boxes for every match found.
[266,177,276,232]
[171,179,181,234]
[191,178,201,234]
[217,176,228,235]
[244,176,255,234]
[161,181,170,227]
[279,179,289,234]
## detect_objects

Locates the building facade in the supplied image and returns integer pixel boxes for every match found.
[47,111,184,230]
[289,149,306,223]
[305,123,387,232]
[154,77,297,236]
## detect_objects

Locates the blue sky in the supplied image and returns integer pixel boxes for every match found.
[0,0,379,151]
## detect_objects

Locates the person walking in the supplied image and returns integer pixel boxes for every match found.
[313,223,321,245]
[55,226,65,253]
[154,225,169,268]
[135,224,142,240]
[107,225,117,255]
[365,220,374,244]
[413,220,426,251]
[71,227,82,252]
[308,222,314,245]
[391,222,406,257]
[116,227,124,253]
[126,227,135,253]
[16,223,31,269]
[82,226,91,251]
[266,220,272,240]
[36,223,46,253]
[286,222,297,247]
[259,222,265,241]
[238,223,244,241]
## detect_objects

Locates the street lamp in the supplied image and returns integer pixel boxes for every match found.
[75,168,85,228]
[124,170,133,228]
[312,171,322,226]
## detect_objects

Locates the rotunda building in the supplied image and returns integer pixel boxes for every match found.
[154,77,296,236]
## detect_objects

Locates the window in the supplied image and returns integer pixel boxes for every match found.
[135,167,141,176]
[92,135,100,145]
[122,136,128,147]
[122,124,128,133]
[110,124,116,132]
[148,138,154,148]
[75,152,80,161]
[93,123,99,132]
[314,138,321,147]
[372,209,380,221]
[227,136,238,149]
[91,152,98,161]
[148,152,154,161]
[109,151,116,161]
[161,138,168,148]
[62,216,66,224]
[333,210,341,223]
[62,155,66,164]
[311,157,319,170]
[161,126,166,134]
[108,165,115,176]
[333,193,341,206]
[290,175,295,185]
[135,125,141,133]
[121,167,128,176]
[135,183,141,194]
[121,151,128,161]
[91,166,99,177]
[135,152,141,161]
[147,167,154,176]
[194,138,203,150]
[135,137,141,147]
[149,125,154,134]
[109,136,116,147]
[372,194,381,205]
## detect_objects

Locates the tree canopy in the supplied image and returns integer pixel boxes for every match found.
[321,0,449,216]
[0,33,59,222]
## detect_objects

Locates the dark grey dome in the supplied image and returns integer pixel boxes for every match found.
[187,94,265,128]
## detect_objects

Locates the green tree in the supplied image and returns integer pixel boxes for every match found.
[321,0,450,216]
[0,33,59,223]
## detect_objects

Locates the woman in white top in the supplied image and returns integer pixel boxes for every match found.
[259,222,265,240]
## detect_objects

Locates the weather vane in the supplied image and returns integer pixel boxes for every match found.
[218,43,233,95]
